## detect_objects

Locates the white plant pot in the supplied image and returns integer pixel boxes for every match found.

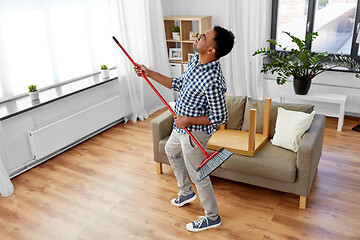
[172,32,180,41]
[101,69,110,79]
[28,90,39,101]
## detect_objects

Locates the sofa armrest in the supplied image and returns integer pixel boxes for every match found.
[295,114,326,196]
[151,110,173,163]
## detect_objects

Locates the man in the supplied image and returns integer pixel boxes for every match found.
[134,25,235,232]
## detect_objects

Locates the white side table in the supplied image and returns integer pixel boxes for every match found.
[279,91,347,131]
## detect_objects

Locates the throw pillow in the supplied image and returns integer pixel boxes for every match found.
[241,98,264,133]
[271,107,315,152]
[269,102,314,138]
[225,96,247,130]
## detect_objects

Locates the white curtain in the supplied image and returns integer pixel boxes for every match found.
[108,0,173,123]
[0,0,116,99]
[0,156,13,197]
[222,0,272,99]
[0,124,13,197]
[0,171,13,197]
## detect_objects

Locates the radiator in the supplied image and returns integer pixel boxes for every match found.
[28,95,123,161]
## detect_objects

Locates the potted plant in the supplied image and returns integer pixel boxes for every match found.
[28,84,39,100]
[253,31,360,95]
[100,64,109,79]
[172,25,180,41]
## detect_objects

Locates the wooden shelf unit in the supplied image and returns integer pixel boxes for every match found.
[164,16,212,64]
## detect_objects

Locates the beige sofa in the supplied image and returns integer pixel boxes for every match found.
[151,96,326,209]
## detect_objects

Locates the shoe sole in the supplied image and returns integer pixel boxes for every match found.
[171,194,197,207]
[186,221,221,232]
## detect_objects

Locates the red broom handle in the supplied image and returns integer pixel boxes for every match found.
[112,36,210,158]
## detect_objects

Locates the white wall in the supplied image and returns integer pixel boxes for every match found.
[162,0,226,26]
[162,0,360,116]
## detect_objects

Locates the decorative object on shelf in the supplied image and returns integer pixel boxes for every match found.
[189,31,198,41]
[169,48,182,60]
[188,53,195,62]
[28,84,39,101]
[253,31,360,95]
[171,25,180,40]
[100,64,109,79]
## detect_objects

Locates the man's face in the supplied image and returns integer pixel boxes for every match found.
[194,29,216,55]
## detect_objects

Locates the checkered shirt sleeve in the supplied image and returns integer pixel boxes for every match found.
[205,81,228,127]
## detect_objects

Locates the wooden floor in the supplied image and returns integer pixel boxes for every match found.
[1,108,360,240]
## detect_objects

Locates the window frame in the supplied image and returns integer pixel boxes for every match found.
[271,0,360,61]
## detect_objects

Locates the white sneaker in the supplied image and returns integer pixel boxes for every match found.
[171,192,196,207]
[186,216,221,232]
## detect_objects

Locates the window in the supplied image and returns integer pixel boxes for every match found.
[272,0,360,59]
[0,1,116,99]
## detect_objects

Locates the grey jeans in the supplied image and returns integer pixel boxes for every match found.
[165,129,219,220]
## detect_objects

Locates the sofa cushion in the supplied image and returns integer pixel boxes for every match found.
[218,141,297,183]
[159,136,170,155]
[241,98,314,138]
[225,96,247,130]
[160,136,297,183]
[241,98,264,133]
[271,107,315,152]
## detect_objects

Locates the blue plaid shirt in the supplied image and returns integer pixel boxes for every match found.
[172,53,228,135]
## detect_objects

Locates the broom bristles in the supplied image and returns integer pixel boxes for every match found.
[196,148,233,181]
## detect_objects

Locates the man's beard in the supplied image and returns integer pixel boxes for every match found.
[193,38,199,52]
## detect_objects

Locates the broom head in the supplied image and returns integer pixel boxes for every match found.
[196,148,233,181]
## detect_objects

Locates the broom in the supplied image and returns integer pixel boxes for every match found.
[112,36,233,181]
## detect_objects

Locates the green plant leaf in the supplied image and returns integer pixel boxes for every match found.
[171,25,180,32]
[28,84,37,92]
[253,31,360,85]
[267,39,277,45]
